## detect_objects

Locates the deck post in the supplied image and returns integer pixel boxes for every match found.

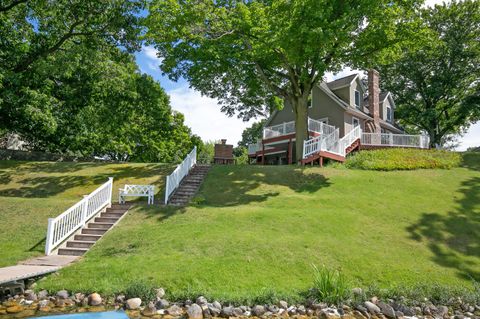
[261,143,265,165]
[288,139,293,165]
[320,156,323,167]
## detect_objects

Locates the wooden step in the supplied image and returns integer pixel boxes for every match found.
[82,228,107,235]
[66,241,96,249]
[58,247,88,256]
[101,212,124,218]
[88,222,114,229]
[74,234,102,241]
[105,208,129,214]
[109,204,132,209]
[95,217,119,223]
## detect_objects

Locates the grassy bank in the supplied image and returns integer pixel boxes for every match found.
[37,153,480,302]
[0,161,173,267]
[344,148,461,170]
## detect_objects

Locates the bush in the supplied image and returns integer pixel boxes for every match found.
[344,148,461,171]
[124,280,157,302]
[311,265,350,305]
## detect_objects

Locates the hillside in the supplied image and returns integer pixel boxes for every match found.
[0,161,173,267]
[35,153,480,302]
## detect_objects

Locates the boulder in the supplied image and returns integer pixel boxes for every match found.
[208,305,221,317]
[365,302,381,315]
[221,306,234,317]
[278,300,288,309]
[38,290,49,300]
[24,290,37,301]
[232,307,243,316]
[167,304,184,316]
[212,301,222,310]
[115,294,125,304]
[126,298,142,310]
[156,298,170,309]
[298,305,307,315]
[187,303,203,319]
[155,288,165,299]
[378,302,396,319]
[196,296,208,305]
[56,290,69,299]
[88,293,102,306]
[142,302,157,317]
[252,305,266,317]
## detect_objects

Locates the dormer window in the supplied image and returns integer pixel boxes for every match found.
[386,105,392,122]
[354,90,360,109]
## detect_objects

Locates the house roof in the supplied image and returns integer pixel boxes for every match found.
[380,119,404,133]
[326,74,358,90]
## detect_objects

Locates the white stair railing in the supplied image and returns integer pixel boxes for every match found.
[45,177,113,255]
[303,126,362,159]
[164,146,197,205]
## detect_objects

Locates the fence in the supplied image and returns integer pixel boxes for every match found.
[164,146,197,205]
[45,177,113,255]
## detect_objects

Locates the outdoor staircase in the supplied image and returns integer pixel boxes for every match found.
[301,126,362,166]
[57,203,131,256]
[169,165,210,206]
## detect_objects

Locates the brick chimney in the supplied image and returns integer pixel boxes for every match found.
[368,69,381,133]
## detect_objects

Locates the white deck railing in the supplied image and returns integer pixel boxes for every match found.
[164,146,197,205]
[45,177,113,255]
[361,133,429,148]
[263,118,336,139]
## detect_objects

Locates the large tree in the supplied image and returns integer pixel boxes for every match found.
[146,0,421,161]
[0,0,144,135]
[379,0,480,148]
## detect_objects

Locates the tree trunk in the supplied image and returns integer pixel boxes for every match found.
[293,97,309,163]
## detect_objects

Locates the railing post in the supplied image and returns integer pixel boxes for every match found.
[108,177,113,207]
[82,195,89,226]
[164,178,169,205]
[283,122,286,135]
[45,218,54,255]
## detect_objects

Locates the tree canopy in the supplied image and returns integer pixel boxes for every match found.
[0,0,201,162]
[379,0,480,148]
[146,0,422,160]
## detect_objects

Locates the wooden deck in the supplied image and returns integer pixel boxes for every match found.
[0,255,78,285]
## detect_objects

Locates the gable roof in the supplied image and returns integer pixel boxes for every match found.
[326,74,358,90]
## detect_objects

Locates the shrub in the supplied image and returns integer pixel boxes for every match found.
[124,280,157,302]
[311,265,350,305]
[344,148,461,170]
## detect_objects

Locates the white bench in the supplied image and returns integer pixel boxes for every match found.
[119,185,154,205]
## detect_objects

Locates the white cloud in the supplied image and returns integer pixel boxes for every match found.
[167,86,255,146]
[456,122,480,151]
[325,67,361,82]
[143,46,159,60]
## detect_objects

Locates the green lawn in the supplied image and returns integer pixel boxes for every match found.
[0,161,173,267]
[35,153,480,302]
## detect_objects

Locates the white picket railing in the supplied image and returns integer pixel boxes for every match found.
[263,118,336,139]
[164,146,197,205]
[361,133,429,148]
[45,177,113,255]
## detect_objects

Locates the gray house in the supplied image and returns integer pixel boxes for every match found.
[248,70,429,165]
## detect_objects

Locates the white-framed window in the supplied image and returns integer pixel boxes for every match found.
[386,105,392,122]
[352,117,360,128]
[354,90,361,109]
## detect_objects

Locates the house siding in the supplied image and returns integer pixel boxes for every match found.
[310,86,345,134]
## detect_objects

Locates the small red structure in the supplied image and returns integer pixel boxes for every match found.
[214,139,235,164]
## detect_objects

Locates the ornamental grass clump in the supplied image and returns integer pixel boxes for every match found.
[344,149,461,170]
[312,265,351,305]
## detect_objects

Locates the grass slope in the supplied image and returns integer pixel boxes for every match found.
[0,161,173,267]
[38,153,480,302]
